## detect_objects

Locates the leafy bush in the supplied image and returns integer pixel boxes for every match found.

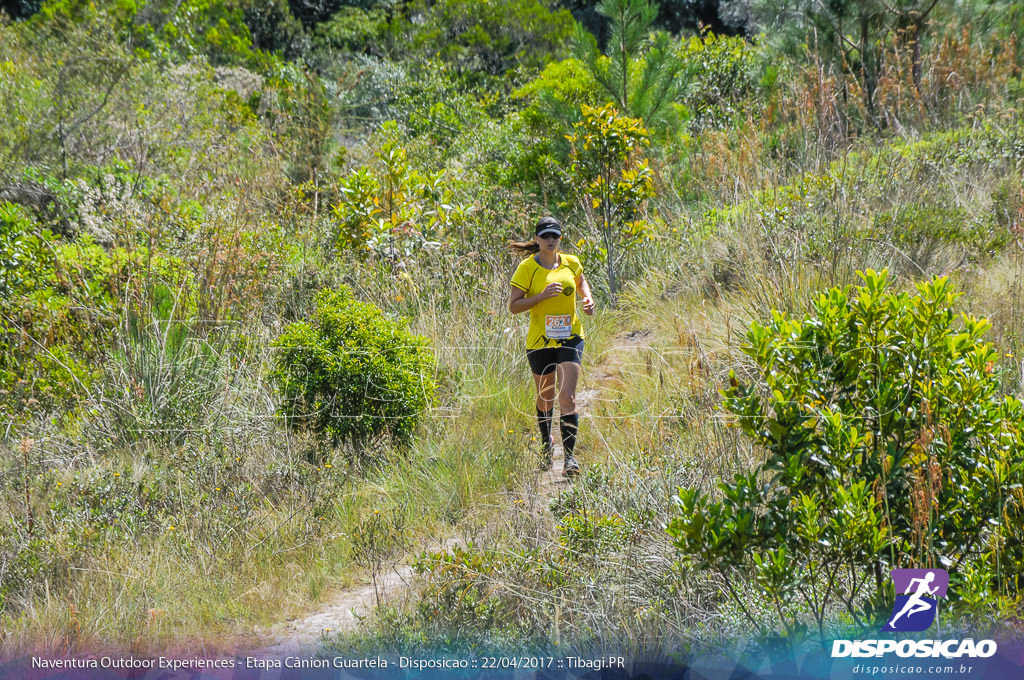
[558,508,627,555]
[0,200,200,415]
[270,287,436,450]
[667,270,1024,635]
[312,5,391,55]
[676,32,775,132]
[331,123,473,261]
[239,0,306,59]
[0,203,107,411]
[496,57,600,196]
[406,0,574,84]
[33,0,275,70]
[566,103,654,303]
[871,199,1002,273]
[407,544,547,646]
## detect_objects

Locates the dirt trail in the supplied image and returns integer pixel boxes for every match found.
[247,329,653,656]
[251,567,415,657]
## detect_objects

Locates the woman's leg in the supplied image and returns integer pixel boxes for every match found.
[532,371,556,469]
[555,361,581,474]
[555,361,579,415]
[533,371,556,412]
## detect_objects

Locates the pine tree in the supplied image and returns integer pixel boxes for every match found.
[572,0,685,133]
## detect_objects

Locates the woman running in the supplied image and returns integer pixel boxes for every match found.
[509,216,595,476]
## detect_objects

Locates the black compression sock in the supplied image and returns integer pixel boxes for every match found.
[560,413,578,457]
[537,408,553,447]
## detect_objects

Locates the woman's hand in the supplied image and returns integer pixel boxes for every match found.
[510,282,564,314]
[577,274,595,315]
[542,282,563,299]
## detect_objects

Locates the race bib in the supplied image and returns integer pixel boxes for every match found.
[545,314,572,339]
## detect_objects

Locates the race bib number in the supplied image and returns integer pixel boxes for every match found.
[545,314,572,339]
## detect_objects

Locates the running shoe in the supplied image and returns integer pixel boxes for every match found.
[562,454,580,477]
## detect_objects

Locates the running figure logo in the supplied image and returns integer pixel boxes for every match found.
[883,569,949,632]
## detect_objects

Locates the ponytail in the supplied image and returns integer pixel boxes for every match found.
[508,239,540,254]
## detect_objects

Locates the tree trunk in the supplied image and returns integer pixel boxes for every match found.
[860,16,877,121]
[911,19,923,96]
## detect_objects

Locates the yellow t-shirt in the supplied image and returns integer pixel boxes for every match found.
[510,253,585,350]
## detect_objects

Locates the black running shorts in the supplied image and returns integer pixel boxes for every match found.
[526,337,584,376]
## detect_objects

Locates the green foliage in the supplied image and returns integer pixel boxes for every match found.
[558,508,627,555]
[99,320,223,447]
[262,62,334,183]
[0,202,48,301]
[286,0,379,29]
[0,205,106,411]
[0,198,201,414]
[871,200,1000,273]
[405,0,574,85]
[3,0,42,19]
[331,123,474,260]
[485,58,600,197]
[567,103,654,302]
[3,4,138,176]
[698,124,1020,293]
[332,54,499,153]
[1,8,281,194]
[676,32,776,131]
[572,0,685,133]
[143,0,274,68]
[0,521,81,616]
[34,0,275,70]
[754,0,955,124]
[312,5,391,54]
[405,544,546,648]
[270,287,437,450]
[515,57,602,136]
[239,0,306,58]
[667,270,1024,635]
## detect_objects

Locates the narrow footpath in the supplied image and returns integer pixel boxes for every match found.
[248,329,652,656]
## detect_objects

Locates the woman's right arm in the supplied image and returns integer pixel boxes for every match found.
[510,283,561,314]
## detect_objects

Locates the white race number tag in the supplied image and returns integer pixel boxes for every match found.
[545,314,572,339]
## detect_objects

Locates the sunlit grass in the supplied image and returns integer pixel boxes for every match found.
[0,319,548,651]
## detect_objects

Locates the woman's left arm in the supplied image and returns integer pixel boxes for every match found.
[577,274,595,315]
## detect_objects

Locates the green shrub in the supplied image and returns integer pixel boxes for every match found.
[871,200,1002,273]
[558,508,627,556]
[312,6,390,55]
[0,203,105,411]
[0,200,199,415]
[676,32,776,132]
[406,0,574,84]
[666,270,1024,636]
[566,103,654,303]
[330,123,473,260]
[499,57,600,197]
[270,287,436,451]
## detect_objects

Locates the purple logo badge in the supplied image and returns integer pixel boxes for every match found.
[883,569,949,632]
